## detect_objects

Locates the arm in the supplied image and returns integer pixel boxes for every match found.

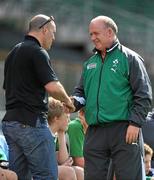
[73,76,86,112]
[126,54,152,144]
[32,49,75,112]
[128,54,152,127]
[56,131,69,165]
[67,120,84,167]
[72,157,84,168]
[45,81,75,112]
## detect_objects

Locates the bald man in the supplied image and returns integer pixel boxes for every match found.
[72,16,152,180]
[2,14,75,180]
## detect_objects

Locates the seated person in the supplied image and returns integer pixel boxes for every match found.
[0,135,8,161]
[0,135,18,180]
[143,110,154,168]
[67,108,88,168]
[144,143,154,180]
[48,98,84,180]
[143,110,154,151]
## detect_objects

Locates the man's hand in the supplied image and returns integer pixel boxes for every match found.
[126,125,140,144]
[64,98,75,113]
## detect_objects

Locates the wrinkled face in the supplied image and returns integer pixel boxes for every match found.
[144,154,152,175]
[43,21,56,50]
[89,21,111,51]
[57,113,70,132]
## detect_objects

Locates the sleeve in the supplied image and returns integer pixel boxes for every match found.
[32,48,58,86]
[128,54,152,127]
[67,120,84,157]
[73,72,86,112]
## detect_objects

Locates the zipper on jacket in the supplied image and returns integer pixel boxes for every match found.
[96,54,105,124]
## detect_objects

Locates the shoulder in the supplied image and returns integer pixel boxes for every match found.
[69,118,82,127]
[120,45,144,64]
[28,45,50,65]
[84,52,99,65]
[34,47,49,59]
[22,38,49,59]
[82,53,100,73]
[68,118,83,132]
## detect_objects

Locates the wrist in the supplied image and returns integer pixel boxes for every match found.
[129,121,141,128]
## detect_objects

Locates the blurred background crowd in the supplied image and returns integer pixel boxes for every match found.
[0,0,154,118]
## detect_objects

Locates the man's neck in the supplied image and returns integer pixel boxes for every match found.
[28,32,42,47]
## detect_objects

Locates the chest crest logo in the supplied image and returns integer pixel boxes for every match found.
[111,59,119,73]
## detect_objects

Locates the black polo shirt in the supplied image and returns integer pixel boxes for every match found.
[3,35,58,126]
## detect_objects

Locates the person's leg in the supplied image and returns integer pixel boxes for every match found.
[0,168,18,180]
[2,118,58,180]
[113,144,144,180]
[107,159,115,180]
[2,121,31,180]
[58,166,77,180]
[20,118,58,180]
[111,123,145,180]
[73,166,84,180]
[84,126,110,180]
[0,168,7,180]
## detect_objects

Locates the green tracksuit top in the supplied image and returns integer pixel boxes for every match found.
[73,40,152,126]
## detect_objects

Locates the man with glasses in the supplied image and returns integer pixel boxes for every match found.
[2,14,75,180]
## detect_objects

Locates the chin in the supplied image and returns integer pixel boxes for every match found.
[95,46,102,51]
[46,46,51,50]
[45,43,52,50]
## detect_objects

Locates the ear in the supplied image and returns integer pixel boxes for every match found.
[108,27,114,37]
[41,26,47,35]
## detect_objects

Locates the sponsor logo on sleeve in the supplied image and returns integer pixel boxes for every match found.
[87,63,97,70]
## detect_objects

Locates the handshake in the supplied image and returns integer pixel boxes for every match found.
[49,96,76,113]
[63,96,76,113]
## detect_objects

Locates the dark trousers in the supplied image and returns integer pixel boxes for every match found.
[84,122,145,180]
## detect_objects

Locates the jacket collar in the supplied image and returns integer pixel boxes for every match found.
[93,39,120,54]
[24,35,41,47]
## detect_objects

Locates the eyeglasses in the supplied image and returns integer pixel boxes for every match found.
[39,16,54,29]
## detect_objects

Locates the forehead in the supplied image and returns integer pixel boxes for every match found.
[89,20,106,32]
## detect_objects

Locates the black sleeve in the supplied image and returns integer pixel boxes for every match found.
[73,75,86,112]
[32,48,58,86]
[128,54,152,127]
